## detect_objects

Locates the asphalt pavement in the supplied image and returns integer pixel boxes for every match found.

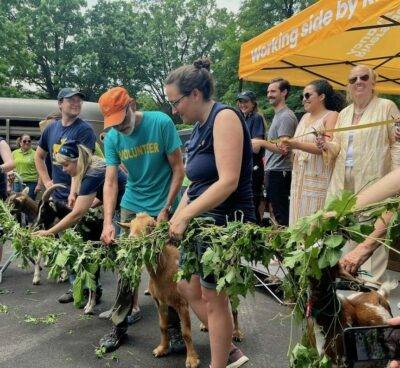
[0,243,298,368]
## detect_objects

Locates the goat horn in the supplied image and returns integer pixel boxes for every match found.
[41,184,68,202]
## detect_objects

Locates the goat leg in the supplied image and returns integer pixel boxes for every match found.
[57,268,68,283]
[28,256,42,270]
[232,309,244,342]
[84,290,96,315]
[153,302,170,357]
[32,252,42,285]
[176,304,199,368]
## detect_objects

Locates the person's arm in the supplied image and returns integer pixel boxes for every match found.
[33,193,95,236]
[340,211,393,275]
[157,148,184,222]
[252,138,284,154]
[100,165,119,245]
[172,189,189,219]
[0,140,15,173]
[169,109,243,238]
[357,168,400,207]
[283,112,339,155]
[339,168,400,274]
[35,146,52,189]
[68,176,78,208]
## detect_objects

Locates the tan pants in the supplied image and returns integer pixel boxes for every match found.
[342,167,389,282]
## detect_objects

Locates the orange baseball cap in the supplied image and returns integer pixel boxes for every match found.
[99,87,133,129]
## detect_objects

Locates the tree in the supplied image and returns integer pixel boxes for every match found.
[1,0,88,99]
[132,0,231,108]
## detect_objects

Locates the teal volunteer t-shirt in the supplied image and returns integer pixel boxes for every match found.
[104,111,182,216]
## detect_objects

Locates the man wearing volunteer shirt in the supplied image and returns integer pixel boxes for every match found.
[252,78,298,226]
[98,87,185,353]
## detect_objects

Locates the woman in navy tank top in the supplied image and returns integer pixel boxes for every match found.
[166,59,255,368]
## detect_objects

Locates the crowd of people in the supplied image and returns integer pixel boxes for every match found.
[1,61,400,367]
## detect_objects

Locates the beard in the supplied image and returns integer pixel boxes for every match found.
[120,114,136,136]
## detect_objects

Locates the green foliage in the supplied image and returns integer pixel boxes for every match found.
[95,346,107,359]
[290,343,331,368]
[0,304,9,313]
[1,191,400,366]
[24,313,62,325]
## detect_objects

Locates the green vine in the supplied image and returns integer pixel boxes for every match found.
[1,190,400,366]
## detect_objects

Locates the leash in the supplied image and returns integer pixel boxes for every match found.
[264,118,397,146]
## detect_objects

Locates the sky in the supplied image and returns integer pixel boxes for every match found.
[86,0,242,13]
[217,0,242,13]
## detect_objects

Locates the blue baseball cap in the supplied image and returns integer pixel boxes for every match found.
[57,87,85,101]
[236,91,257,102]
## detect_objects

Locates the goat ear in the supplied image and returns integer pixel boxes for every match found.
[117,222,131,230]
[22,187,30,195]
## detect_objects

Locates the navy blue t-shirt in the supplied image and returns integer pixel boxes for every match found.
[0,137,6,200]
[244,111,265,167]
[79,162,127,209]
[38,118,96,201]
[186,103,256,225]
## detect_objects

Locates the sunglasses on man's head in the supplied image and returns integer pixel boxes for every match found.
[348,74,370,84]
[22,140,31,143]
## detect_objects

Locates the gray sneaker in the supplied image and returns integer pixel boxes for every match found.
[226,346,249,368]
[127,309,142,325]
[99,308,113,319]
[58,289,74,303]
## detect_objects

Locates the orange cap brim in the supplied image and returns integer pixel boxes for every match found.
[103,109,127,130]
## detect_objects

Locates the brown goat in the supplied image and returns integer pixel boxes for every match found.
[120,213,199,368]
[309,266,396,365]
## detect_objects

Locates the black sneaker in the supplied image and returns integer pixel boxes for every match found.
[168,326,186,354]
[99,326,127,353]
[58,289,74,303]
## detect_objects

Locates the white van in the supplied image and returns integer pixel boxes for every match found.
[0,97,104,149]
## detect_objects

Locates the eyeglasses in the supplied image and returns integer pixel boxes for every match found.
[348,74,370,84]
[22,140,31,143]
[301,92,313,101]
[168,94,189,109]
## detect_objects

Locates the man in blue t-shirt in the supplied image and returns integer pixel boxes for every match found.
[35,88,96,205]
[98,87,185,353]
[35,88,97,304]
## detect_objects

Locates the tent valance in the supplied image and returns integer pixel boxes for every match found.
[238,0,400,94]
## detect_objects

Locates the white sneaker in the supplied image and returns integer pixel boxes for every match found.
[99,308,113,319]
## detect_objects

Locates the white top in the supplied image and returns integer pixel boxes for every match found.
[345,132,354,167]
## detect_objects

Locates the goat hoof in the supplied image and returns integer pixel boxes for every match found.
[57,270,68,283]
[153,345,169,357]
[83,307,94,315]
[199,323,208,332]
[185,355,200,368]
[32,278,40,285]
[233,330,244,342]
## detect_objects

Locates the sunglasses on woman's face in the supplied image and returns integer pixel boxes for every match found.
[348,74,370,84]
[22,140,31,143]
[301,92,313,101]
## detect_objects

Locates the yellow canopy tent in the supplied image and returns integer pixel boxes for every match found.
[239,0,400,94]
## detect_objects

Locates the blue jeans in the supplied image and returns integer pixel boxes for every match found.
[13,181,37,200]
